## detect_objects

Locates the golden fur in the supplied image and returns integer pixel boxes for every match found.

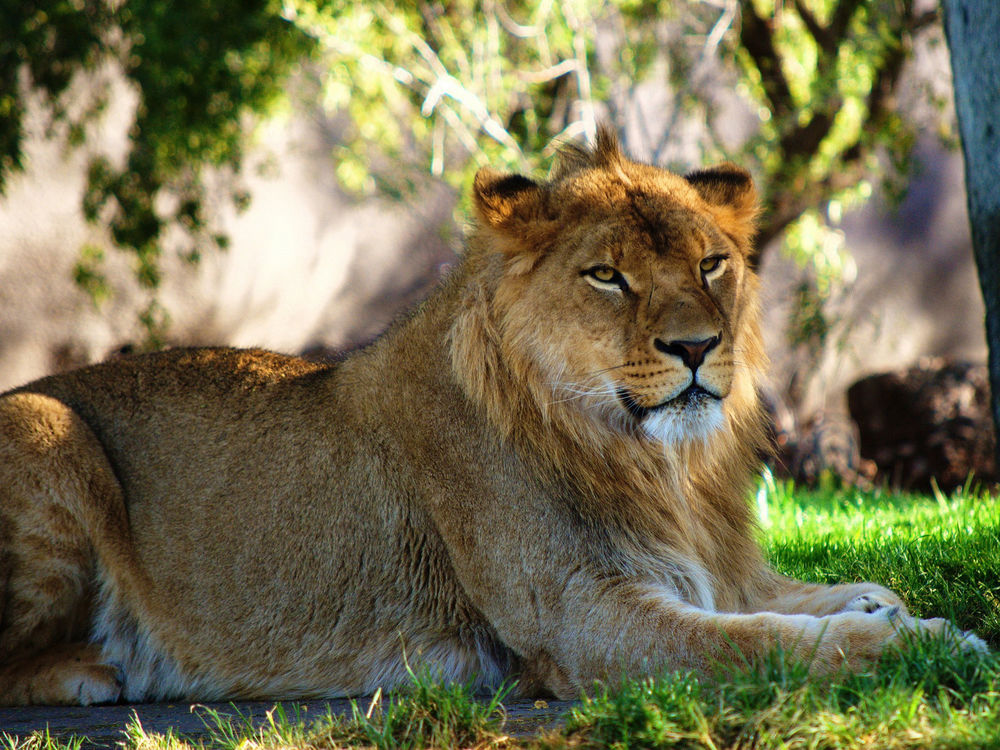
[0,128,984,705]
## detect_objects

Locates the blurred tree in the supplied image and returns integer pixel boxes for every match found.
[941,0,1000,470]
[0,0,950,357]
[291,1,942,256]
[732,0,942,407]
[292,0,948,408]
[0,0,313,345]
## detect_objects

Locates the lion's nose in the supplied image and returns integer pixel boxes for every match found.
[654,335,720,372]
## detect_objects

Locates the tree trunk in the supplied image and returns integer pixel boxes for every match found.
[941,0,1000,478]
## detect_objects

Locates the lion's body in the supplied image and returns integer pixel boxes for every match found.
[0,130,983,705]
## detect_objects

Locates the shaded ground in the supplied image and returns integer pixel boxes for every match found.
[0,698,576,747]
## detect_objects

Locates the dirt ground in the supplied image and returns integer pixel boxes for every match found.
[0,698,575,748]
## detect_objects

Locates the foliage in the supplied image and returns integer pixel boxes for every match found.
[293,1,944,246]
[1,0,314,346]
[734,0,944,370]
[735,0,941,248]
[1,1,107,190]
[285,0,618,208]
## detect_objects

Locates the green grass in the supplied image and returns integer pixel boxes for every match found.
[118,674,513,750]
[0,732,85,750]
[5,481,1000,749]
[760,475,1000,644]
[560,644,1000,749]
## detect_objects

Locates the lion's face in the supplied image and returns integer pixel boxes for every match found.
[522,210,745,444]
[472,130,761,445]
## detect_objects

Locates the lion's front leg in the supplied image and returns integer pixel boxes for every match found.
[555,590,986,694]
[737,571,989,660]
[542,590,927,694]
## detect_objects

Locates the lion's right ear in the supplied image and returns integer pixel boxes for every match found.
[473,167,555,274]
[472,167,553,276]
[472,168,543,229]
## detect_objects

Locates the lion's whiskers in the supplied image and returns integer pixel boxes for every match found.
[546,378,620,408]
[584,364,630,377]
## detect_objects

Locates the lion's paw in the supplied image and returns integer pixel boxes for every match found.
[844,592,903,615]
[889,615,991,656]
[61,662,123,705]
[955,629,991,654]
[819,608,989,675]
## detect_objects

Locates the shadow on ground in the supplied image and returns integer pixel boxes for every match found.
[0,698,576,747]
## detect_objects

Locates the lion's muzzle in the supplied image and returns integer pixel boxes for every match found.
[652,335,721,373]
[617,383,720,422]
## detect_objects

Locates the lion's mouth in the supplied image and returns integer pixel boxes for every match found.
[617,385,719,421]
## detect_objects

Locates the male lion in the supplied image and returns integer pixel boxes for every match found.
[0,128,985,705]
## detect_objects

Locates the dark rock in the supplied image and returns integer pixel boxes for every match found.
[766,405,876,488]
[847,359,996,491]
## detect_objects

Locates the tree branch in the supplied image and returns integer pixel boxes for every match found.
[738,0,794,120]
[753,0,940,261]
[778,107,841,161]
[909,8,940,32]
[792,0,830,50]
[828,0,865,50]
[757,157,868,250]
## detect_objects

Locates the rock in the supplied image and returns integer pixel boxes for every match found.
[846,359,997,491]
[766,404,876,488]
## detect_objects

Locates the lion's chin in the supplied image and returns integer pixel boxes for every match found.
[620,387,726,444]
[640,400,725,444]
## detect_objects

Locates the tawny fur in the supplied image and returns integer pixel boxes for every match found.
[0,128,984,705]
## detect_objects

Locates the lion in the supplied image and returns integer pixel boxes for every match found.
[0,127,985,705]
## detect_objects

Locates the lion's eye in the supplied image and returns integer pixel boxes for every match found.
[592,266,615,281]
[583,265,629,292]
[699,255,727,278]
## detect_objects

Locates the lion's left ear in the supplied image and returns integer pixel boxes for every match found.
[684,164,758,244]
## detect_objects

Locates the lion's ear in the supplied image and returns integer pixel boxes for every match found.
[473,168,553,273]
[473,168,543,229]
[684,164,758,242]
